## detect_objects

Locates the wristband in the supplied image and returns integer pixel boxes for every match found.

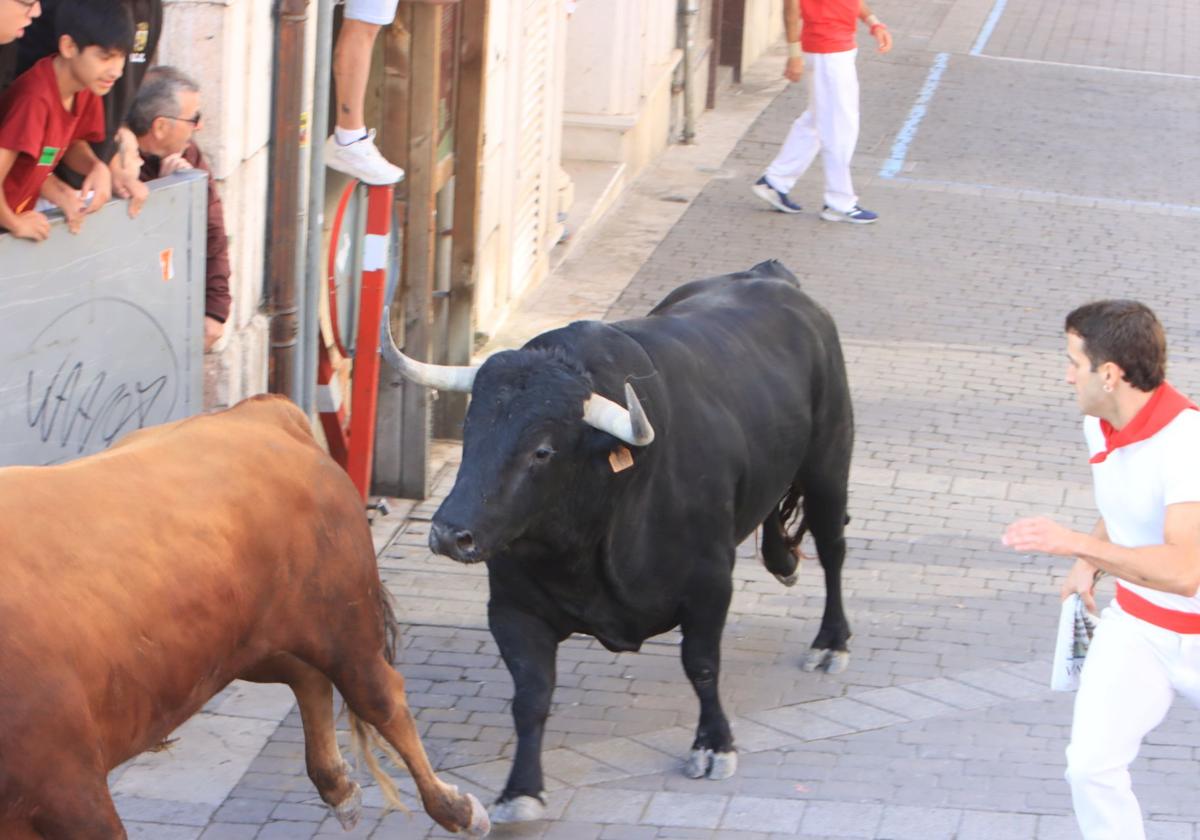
[869,22,887,35]
[788,41,802,58]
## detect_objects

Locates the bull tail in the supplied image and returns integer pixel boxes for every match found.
[377,581,401,666]
[342,579,411,814]
[347,711,411,815]
[778,483,808,552]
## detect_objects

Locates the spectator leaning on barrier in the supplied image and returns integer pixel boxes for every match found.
[11,0,161,217]
[128,66,230,351]
[0,0,131,241]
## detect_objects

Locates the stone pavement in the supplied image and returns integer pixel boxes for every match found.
[110,0,1200,836]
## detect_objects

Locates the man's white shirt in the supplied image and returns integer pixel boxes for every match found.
[1085,410,1200,612]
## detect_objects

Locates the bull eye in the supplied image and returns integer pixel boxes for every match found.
[532,445,555,464]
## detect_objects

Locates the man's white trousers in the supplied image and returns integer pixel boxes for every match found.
[763,48,859,213]
[1067,605,1200,839]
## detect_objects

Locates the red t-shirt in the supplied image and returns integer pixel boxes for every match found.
[0,56,105,214]
[800,0,860,54]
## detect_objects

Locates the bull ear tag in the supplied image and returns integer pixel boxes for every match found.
[609,445,634,473]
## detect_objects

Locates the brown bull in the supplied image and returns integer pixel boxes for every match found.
[0,394,489,839]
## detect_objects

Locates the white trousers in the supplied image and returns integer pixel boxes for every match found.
[763,49,860,213]
[1067,605,1200,839]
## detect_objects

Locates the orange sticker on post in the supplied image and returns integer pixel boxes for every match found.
[609,445,634,473]
[159,248,174,282]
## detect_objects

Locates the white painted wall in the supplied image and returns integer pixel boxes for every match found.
[159,0,284,408]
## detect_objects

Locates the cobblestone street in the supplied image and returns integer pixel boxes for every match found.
[109,0,1200,836]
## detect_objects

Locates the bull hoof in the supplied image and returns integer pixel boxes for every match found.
[773,571,799,587]
[802,648,851,673]
[708,751,738,780]
[332,783,362,830]
[489,794,545,824]
[684,748,711,779]
[462,792,491,837]
[685,748,738,780]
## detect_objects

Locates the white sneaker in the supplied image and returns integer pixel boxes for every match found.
[324,129,405,185]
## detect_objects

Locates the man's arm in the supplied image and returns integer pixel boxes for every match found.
[1004,503,1200,597]
[783,0,803,82]
[859,1,893,53]
[1060,519,1107,612]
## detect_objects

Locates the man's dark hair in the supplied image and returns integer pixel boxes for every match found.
[1065,300,1166,392]
[55,0,135,55]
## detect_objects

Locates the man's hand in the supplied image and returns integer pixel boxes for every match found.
[160,152,194,176]
[40,174,86,234]
[204,316,225,352]
[1002,516,1082,556]
[80,162,113,215]
[9,211,51,241]
[784,55,804,83]
[871,24,893,53]
[1061,557,1100,614]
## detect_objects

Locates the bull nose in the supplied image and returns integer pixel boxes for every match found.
[429,520,481,563]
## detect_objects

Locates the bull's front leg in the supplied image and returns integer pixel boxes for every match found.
[488,605,560,823]
[680,576,737,781]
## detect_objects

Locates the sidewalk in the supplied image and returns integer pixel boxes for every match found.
[112,0,1200,836]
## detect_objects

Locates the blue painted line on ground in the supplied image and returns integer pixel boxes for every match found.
[879,52,951,179]
[971,0,1009,56]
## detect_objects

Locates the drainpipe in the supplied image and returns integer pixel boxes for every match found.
[301,0,335,416]
[266,0,309,400]
[678,0,699,144]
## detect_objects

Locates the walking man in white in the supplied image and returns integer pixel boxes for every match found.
[1004,300,1200,840]
[323,0,404,186]
[752,0,891,223]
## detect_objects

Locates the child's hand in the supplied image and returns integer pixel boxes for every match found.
[10,211,51,241]
[81,161,113,214]
[40,174,87,234]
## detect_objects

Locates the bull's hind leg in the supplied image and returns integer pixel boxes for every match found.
[680,572,738,781]
[241,656,362,828]
[799,473,852,674]
[338,660,489,838]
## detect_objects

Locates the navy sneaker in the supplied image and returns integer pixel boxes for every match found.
[751,176,803,214]
[820,204,878,224]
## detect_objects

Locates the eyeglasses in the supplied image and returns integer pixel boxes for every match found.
[160,112,202,127]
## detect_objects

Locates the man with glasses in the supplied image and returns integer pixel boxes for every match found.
[128,65,230,351]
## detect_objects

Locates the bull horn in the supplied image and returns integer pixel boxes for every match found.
[582,382,655,447]
[379,307,478,392]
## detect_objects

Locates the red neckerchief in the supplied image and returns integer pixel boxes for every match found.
[1090,382,1198,465]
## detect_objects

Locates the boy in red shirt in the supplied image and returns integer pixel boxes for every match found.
[0,0,131,240]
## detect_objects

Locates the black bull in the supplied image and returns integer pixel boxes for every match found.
[384,260,853,822]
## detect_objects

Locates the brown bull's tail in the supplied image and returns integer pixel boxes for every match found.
[343,580,410,813]
[378,582,401,665]
[348,712,411,815]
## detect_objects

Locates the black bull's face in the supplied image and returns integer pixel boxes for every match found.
[428,359,616,565]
